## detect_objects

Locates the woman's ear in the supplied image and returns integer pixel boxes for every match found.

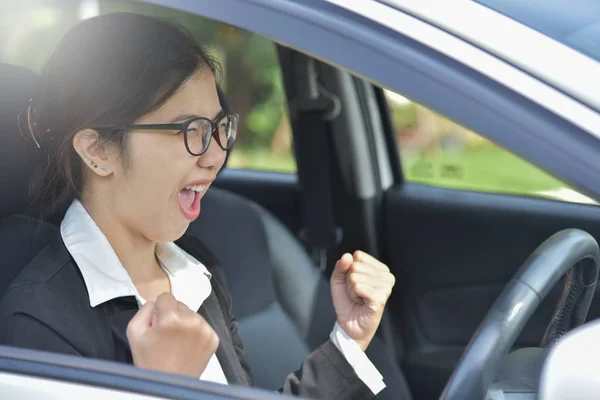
[72,129,115,177]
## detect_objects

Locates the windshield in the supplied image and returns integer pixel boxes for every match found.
[477,0,600,63]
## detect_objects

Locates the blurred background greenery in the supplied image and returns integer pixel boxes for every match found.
[0,0,591,204]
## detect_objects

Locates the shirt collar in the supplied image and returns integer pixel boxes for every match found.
[60,200,211,308]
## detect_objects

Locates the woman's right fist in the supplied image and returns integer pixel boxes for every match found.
[126,292,219,378]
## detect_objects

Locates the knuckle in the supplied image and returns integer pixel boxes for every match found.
[126,323,138,339]
[197,321,218,346]
[190,314,208,331]
[381,293,390,304]
[176,301,189,312]
[209,330,220,349]
[158,311,180,330]
[156,292,172,303]
[353,250,364,260]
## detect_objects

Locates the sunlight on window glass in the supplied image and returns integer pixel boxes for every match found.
[384,89,597,205]
[79,0,100,20]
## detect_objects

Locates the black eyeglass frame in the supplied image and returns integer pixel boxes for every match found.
[94,113,239,156]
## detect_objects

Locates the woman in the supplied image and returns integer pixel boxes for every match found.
[0,13,395,399]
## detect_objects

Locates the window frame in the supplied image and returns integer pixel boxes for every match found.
[143,0,600,201]
[378,88,599,205]
[0,345,287,400]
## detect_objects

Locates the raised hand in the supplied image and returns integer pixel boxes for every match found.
[127,292,219,377]
[330,251,396,351]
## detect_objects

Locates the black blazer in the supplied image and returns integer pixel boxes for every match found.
[0,234,373,399]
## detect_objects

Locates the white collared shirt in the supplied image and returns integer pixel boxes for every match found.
[61,200,384,394]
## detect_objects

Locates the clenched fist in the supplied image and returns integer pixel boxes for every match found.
[126,292,219,377]
[331,251,396,351]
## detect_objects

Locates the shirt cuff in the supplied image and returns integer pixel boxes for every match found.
[329,322,386,395]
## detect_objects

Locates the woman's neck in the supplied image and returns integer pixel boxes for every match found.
[80,196,164,284]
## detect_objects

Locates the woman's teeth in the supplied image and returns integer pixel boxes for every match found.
[185,185,206,193]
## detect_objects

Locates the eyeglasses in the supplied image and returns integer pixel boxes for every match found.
[95,113,239,156]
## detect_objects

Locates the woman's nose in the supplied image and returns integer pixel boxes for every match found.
[196,137,226,169]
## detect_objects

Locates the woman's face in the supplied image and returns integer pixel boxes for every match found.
[86,68,226,243]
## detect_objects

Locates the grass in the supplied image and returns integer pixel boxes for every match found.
[228,144,577,201]
[227,148,297,173]
[402,144,568,197]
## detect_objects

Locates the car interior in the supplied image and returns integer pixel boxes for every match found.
[0,61,412,399]
[4,4,600,400]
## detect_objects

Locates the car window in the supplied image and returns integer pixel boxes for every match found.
[0,0,296,174]
[384,89,598,205]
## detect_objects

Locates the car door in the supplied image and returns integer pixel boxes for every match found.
[0,343,294,400]
[378,91,600,400]
[360,2,600,400]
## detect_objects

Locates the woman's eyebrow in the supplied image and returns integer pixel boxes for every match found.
[169,109,224,124]
[169,114,197,123]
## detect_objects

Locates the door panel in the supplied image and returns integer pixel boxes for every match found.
[383,183,600,400]
[214,169,301,235]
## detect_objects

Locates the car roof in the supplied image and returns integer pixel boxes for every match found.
[383,0,600,114]
[478,0,600,63]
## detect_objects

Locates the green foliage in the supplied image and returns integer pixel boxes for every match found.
[402,143,566,196]
[391,102,417,129]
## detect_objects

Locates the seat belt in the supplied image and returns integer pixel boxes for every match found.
[292,57,342,273]
[292,57,400,363]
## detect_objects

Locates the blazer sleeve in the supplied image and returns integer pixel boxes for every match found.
[0,312,82,356]
[0,286,82,357]
[208,261,374,400]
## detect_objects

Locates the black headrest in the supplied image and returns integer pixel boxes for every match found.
[0,64,41,218]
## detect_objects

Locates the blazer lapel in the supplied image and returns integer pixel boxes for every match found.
[107,296,139,352]
[176,236,250,385]
[199,290,249,386]
[105,292,248,386]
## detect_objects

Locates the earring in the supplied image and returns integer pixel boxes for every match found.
[90,161,98,169]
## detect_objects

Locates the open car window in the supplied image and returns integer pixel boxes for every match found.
[384,89,599,205]
[0,0,295,175]
[0,1,300,398]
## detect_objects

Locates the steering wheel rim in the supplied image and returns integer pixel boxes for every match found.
[440,229,600,400]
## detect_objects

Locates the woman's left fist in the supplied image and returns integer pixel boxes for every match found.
[330,251,396,351]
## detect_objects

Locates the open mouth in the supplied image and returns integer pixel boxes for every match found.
[178,184,207,221]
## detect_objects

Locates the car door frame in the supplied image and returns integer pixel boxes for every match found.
[145,0,600,200]
[0,345,291,399]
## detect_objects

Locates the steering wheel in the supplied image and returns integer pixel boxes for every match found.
[440,229,600,400]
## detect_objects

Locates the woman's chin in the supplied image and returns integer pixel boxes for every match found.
[173,221,192,241]
[150,220,191,244]
[154,207,201,243]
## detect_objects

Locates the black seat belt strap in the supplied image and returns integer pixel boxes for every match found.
[292,57,401,364]
[292,58,341,271]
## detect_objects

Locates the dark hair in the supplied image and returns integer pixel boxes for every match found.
[26,12,222,219]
